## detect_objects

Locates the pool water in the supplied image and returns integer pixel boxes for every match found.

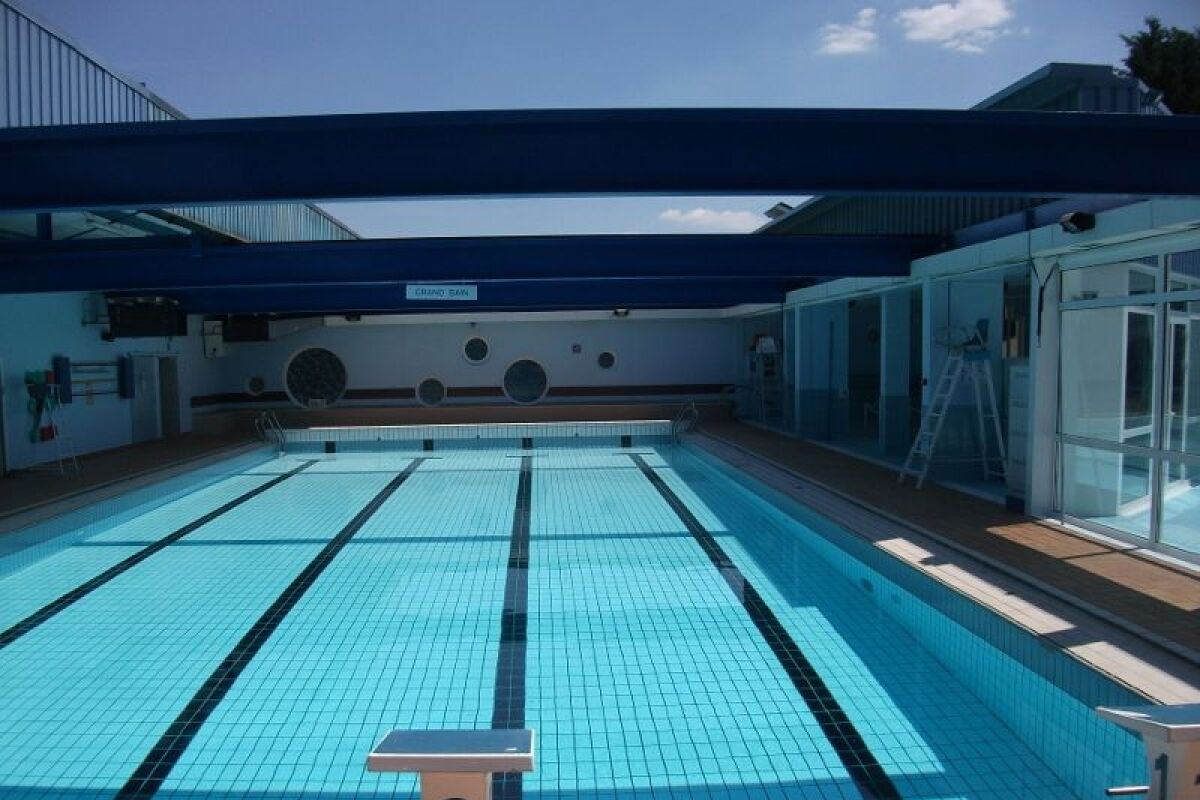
[0,444,1143,799]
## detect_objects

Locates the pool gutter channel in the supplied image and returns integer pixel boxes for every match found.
[116,457,427,799]
[0,458,319,651]
[688,430,1200,704]
[629,452,903,800]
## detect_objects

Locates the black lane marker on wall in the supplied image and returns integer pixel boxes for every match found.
[491,454,532,800]
[324,440,336,453]
[620,434,632,448]
[116,457,426,799]
[521,436,533,450]
[423,438,434,452]
[628,454,901,800]
[0,459,317,651]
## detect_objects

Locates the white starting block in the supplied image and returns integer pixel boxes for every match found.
[367,729,535,800]
[1097,704,1200,799]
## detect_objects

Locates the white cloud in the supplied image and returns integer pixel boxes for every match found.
[896,0,1013,53]
[658,208,761,232]
[817,7,879,55]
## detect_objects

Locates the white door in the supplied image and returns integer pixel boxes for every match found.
[130,355,161,444]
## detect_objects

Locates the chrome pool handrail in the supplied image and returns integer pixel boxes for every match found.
[255,410,287,453]
[671,401,700,444]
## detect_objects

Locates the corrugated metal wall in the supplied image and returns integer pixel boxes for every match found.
[984,76,1165,115]
[766,195,1048,237]
[0,1,356,242]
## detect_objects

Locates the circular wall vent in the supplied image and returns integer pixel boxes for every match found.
[284,348,347,408]
[463,336,490,364]
[503,359,549,405]
[597,351,616,369]
[245,376,266,396]
[416,377,447,407]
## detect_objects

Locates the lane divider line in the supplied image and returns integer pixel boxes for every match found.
[0,459,318,651]
[629,453,901,800]
[491,454,532,800]
[116,457,427,799]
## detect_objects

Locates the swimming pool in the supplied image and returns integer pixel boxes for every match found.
[0,435,1147,799]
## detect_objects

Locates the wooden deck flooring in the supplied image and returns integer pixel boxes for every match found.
[698,421,1200,662]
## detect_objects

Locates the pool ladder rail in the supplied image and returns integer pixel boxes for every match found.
[671,401,700,444]
[253,410,286,454]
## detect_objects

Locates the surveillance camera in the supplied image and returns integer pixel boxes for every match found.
[1059,211,1096,234]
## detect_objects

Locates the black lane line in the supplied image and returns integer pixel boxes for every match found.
[116,457,426,799]
[0,460,317,651]
[629,454,902,800]
[491,454,532,800]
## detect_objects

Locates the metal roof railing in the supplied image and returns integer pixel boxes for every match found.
[0,0,357,242]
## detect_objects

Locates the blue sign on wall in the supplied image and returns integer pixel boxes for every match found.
[405,284,478,301]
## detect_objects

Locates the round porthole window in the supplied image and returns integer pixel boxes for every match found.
[416,377,446,407]
[284,348,347,408]
[463,336,490,364]
[245,376,266,397]
[503,359,549,405]
[597,351,616,369]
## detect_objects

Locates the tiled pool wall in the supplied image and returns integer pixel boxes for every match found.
[678,445,1147,800]
[0,446,275,579]
[283,420,672,453]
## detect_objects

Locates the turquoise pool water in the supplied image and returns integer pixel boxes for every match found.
[0,442,1145,799]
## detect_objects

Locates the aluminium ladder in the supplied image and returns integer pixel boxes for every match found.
[899,344,1006,489]
[30,384,80,475]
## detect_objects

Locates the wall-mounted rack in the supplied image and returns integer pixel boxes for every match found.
[52,355,135,404]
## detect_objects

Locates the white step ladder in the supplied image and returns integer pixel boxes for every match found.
[899,340,1005,490]
[29,383,80,475]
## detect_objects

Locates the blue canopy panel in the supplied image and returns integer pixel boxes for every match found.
[0,234,929,294]
[0,108,1196,211]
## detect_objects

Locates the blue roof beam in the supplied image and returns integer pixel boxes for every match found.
[0,234,927,293]
[133,279,800,314]
[1,108,1197,212]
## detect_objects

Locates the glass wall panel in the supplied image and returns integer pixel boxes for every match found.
[1060,305,1158,447]
[1165,296,1200,455]
[1168,248,1200,291]
[1060,249,1200,558]
[1161,456,1200,555]
[1060,257,1159,302]
[1061,443,1152,541]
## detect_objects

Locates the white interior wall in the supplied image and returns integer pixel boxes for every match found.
[0,293,214,470]
[212,317,743,401]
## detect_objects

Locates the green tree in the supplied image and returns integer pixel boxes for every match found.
[1121,17,1200,114]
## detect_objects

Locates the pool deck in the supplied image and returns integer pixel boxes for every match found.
[695,421,1200,704]
[0,432,257,522]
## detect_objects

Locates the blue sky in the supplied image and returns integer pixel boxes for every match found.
[18,0,1199,237]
